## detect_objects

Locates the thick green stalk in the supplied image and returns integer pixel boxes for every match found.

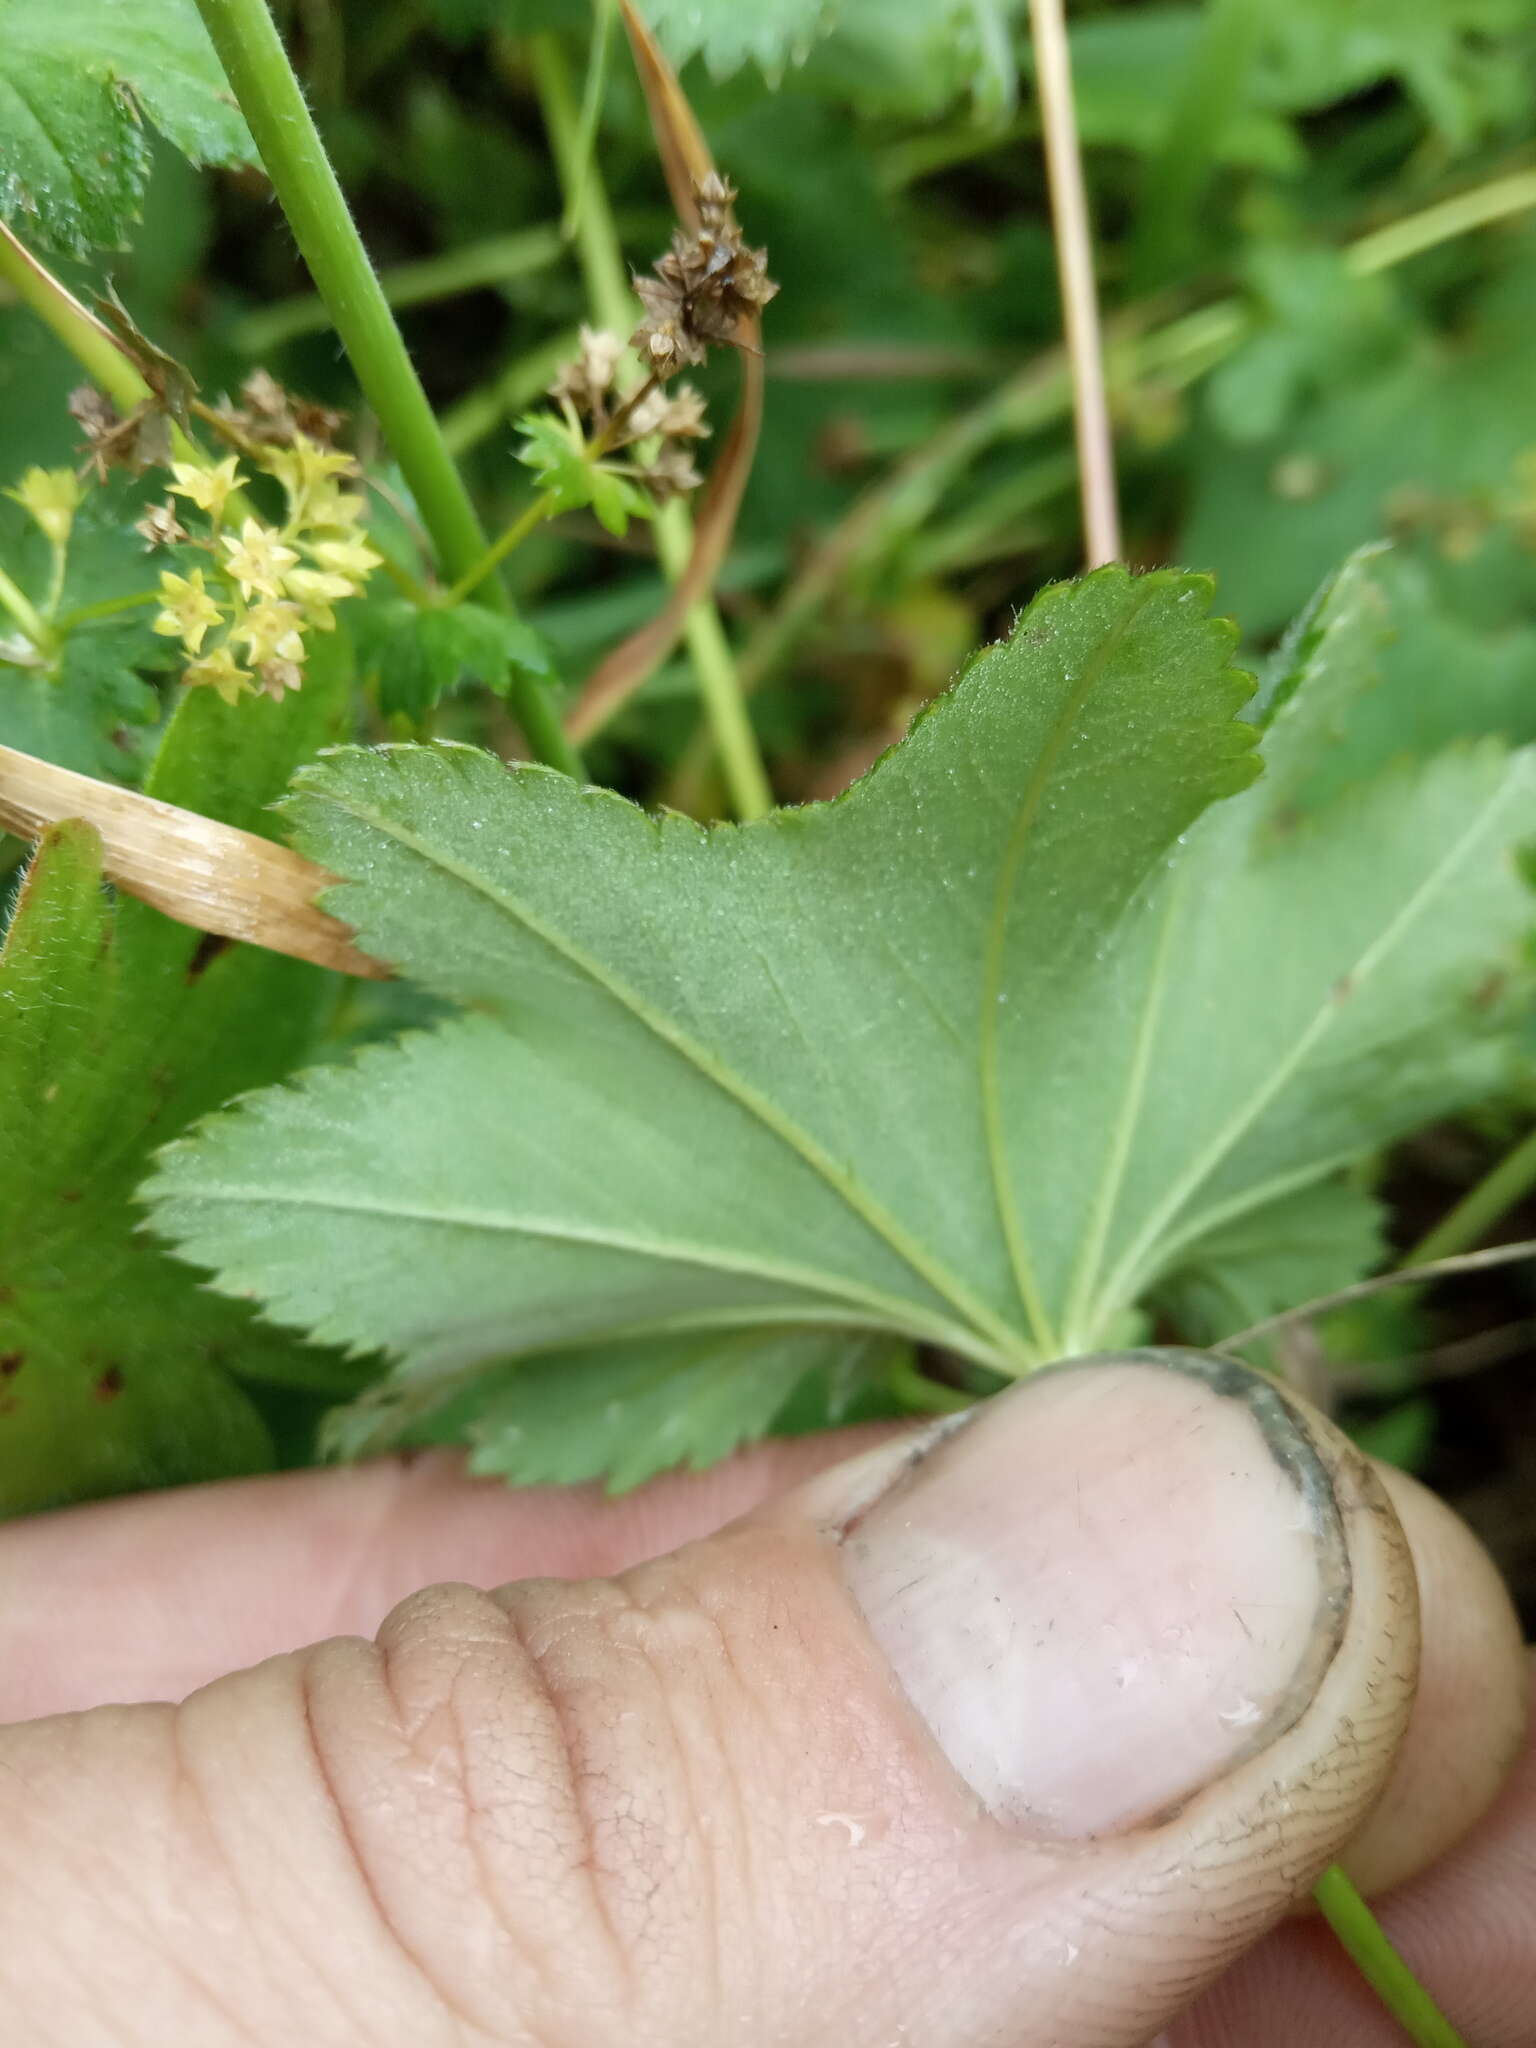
[526,30,772,819]
[192,0,580,777]
[1312,1866,1467,2048]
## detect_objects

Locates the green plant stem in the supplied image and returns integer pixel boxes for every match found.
[0,562,54,654]
[562,0,619,240]
[444,493,560,606]
[192,0,580,777]
[54,590,161,631]
[441,327,580,457]
[525,30,773,820]
[0,225,153,418]
[231,226,565,354]
[1403,1123,1536,1268]
[1312,1866,1467,2048]
[887,1350,974,1415]
[0,225,207,472]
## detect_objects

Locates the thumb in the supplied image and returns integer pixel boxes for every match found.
[3,1351,1423,2047]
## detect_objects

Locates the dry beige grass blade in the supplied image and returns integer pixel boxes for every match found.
[564,3,765,743]
[0,743,387,979]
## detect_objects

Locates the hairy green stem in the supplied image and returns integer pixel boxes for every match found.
[1312,1866,1467,2048]
[526,30,773,819]
[1404,1123,1536,1268]
[192,0,580,776]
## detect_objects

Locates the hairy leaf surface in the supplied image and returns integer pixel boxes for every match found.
[0,0,253,254]
[147,561,1536,1481]
[0,641,361,1511]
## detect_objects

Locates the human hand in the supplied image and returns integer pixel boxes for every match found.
[0,1351,1529,2046]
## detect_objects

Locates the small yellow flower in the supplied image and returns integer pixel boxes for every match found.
[305,534,382,584]
[221,517,300,600]
[231,600,306,667]
[260,436,358,524]
[302,483,368,533]
[151,568,224,654]
[168,455,245,523]
[6,467,83,548]
[282,565,355,631]
[256,658,303,701]
[183,642,253,706]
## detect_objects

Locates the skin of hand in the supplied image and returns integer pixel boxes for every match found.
[0,1351,1529,2048]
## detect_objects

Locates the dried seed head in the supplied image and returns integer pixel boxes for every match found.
[211,369,345,450]
[630,171,777,377]
[68,386,174,480]
[549,326,627,420]
[135,500,190,549]
[630,442,704,502]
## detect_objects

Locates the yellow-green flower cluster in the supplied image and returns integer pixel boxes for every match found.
[150,436,380,705]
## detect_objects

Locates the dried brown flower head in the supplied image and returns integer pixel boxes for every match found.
[628,442,704,502]
[211,369,345,451]
[631,171,778,378]
[549,326,626,423]
[134,500,190,549]
[69,386,174,480]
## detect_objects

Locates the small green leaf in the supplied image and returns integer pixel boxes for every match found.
[1153,1176,1387,1353]
[355,596,555,722]
[0,0,255,255]
[515,412,649,537]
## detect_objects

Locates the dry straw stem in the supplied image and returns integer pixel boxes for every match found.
[564,1,767,742]
[0,743,385,979]
[1028,0,1120,567]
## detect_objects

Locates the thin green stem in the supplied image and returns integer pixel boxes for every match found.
[0,225,207,473]
[526,33,632,334]
[1312,1866,1467,2048]
[1348,168,1536,277]
[561,0,620,240]
[0,562,54,653]
[887,1350,975,1415]
[231,226,565,354]
[55,589,163,631]
[441,328,580,458]
[192,0,580,777]
[526,29,772,817]
[444,493,561,606]
[1403,1123,1536,1268]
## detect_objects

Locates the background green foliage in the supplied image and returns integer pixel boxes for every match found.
[3,0,1536,1511]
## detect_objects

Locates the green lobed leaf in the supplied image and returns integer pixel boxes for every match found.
[0,0,254,255]
[354,595,556,723]
[0,634,364,1513]
[330,1327,904,1491]
[1152,1176,1387,1355]
[145,560,1536,1486]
